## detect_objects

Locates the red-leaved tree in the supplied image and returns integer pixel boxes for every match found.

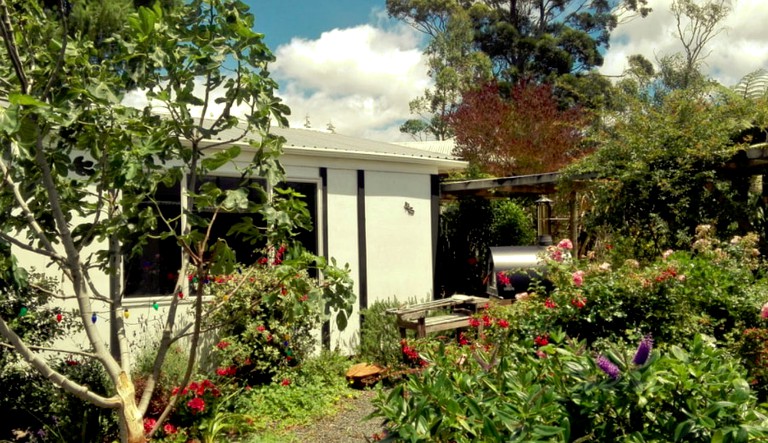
[450,81,590,176]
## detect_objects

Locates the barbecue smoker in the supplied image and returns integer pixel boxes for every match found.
[486,196,554,299]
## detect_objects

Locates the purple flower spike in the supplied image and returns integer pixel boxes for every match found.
[596,355,620,379]
[632,334,654,366]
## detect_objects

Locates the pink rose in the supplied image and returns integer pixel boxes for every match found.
[572,270,585,287]
[761,302,768,319]
[557,239,573,250]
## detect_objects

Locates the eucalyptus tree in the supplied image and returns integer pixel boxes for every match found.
[0,1,341,442]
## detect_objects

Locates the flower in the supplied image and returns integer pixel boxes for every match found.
[143,417,157,433]
[598,262,611,272]
[572,270,585,287]
[468,317,481,328]
[534,335,549,347]
[496,319,509,328]
[216,366,237,377]
[557,239,573,250]
[544,298,557,309]
[216,340,230,350]
[632,334,653,366]
[570,296,586,309]
[187,397,206,414]
[256,324,266,332]
[458,332,469,346]
[163,423,177,435]
[281,378,291,386]
[515,292,530,301]
[761,302,768,319]
[497,272,511,287]
[596,355,620,379]
[482,314,492,327]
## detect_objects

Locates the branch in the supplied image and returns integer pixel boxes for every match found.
[0,0,29,92]
[0,315,119,408]
[0,153,63,260]
[0,341,97,359]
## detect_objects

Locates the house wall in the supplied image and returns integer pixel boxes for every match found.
[10,150,443,359]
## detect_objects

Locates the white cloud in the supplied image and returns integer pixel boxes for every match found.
[271,23,430,141]
[601,0,768,87]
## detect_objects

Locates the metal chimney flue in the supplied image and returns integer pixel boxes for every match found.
[536,196,553,246]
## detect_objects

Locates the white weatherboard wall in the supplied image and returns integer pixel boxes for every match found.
[364,171,433,306]
[324,169,361,351]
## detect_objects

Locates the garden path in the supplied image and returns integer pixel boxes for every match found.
[288,389,383,442]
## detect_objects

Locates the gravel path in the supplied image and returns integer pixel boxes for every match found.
[287,389,386,442]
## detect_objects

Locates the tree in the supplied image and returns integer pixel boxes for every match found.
[396,4,492,140]
[565,82,759,260]
[450,81,590,176]
[0,1,353,442]
[670,0,730,89]
[389,0,651,85]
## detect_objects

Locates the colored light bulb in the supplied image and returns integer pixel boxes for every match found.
[123,309,130,319]
[91,313,97,323]
[19,307,27,317]
[178,291,184,299]
[56,313,62,323]
[152,302,159,311]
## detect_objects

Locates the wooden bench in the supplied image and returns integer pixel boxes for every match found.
[386,294,490,339]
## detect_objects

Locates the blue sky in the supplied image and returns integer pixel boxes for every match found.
[136,0,767,142]
[245,0,390,50]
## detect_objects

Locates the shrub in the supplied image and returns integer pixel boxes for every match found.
[372,332,768,442]
[204,247,355,386]
[357,299,408,368]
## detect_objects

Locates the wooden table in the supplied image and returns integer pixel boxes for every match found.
[385,294,490,339]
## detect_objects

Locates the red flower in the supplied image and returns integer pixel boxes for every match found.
[458,332,469,346]
[216,340,230,350]
[143,417,157,434]
[163,423,177,435]
[534,335,549,347]
[544,298,557,309]
[571,296,586,309]
[256,325,266,332]
[171,386,180,396]
[216,366,237,377]
[187,397,205,414]
[299,294,309,302]
[258,257,268,265]
[482,315,493,327]
[281,378,291,386]
[468,317,481,328]
[496,319,509,328]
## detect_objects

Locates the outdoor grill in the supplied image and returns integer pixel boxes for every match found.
[486,246,548,298]
[485,196,555,299]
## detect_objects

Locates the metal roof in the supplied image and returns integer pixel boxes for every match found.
[210,125,463,162]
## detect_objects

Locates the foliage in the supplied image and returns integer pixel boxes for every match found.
[436,196,535,296]
[373,328,768,442]
[388,0,650,85]
[204,250,355,386]
[0,0,296,440]
[450,81,590,176]
[230,350,356,436]
[564,85,760,260]
[357,299,408,368]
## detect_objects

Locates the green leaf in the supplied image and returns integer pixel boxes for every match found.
[201,145,241,171]
[8,93,49,108]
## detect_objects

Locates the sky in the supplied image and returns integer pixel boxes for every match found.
[238,1,768,142]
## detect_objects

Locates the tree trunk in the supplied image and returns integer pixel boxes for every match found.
[116,372,146,443]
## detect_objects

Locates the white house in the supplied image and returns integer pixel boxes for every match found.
[12,126,466,353]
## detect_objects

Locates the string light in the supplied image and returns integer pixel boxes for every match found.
[153,301,159,311]
[178,291,184,299]
[91,313,97,324]
[19,307,28,317]
[56,313,62,323]
[123,309,130,319]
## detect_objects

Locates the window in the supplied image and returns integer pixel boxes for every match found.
[124,177,318,296]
